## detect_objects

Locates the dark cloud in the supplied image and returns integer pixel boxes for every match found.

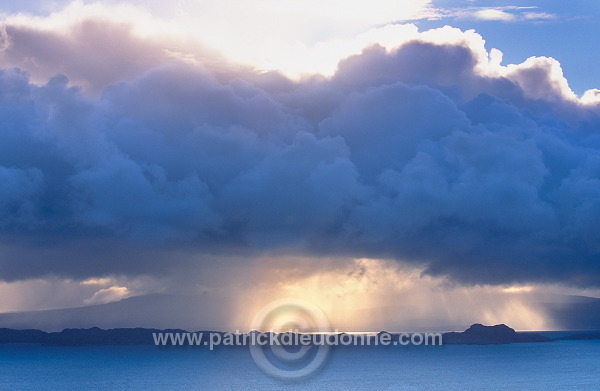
[0,18,600,288]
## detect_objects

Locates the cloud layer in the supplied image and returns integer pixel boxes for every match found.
[1,9,600,289]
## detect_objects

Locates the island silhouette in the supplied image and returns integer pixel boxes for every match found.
[0,323,598,346]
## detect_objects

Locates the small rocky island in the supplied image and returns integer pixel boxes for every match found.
[441,323,550,345]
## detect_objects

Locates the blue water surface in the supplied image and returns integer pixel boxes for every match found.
[0,340,598,390]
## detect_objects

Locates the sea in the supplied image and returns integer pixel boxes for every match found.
[0,340,598,390]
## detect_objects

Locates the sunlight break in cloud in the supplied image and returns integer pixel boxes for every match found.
[230,258,555,332]
[0,0,439,81]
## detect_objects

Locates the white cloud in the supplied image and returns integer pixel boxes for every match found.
[0,1,442,81]
[504,56,578,102]
[0,2,571,88]
[80,277,115,286]
[523,12,557,21]
[84,286,132,304]
[472,9,516,22]
[581,89,600,105]
[453,6,557,23]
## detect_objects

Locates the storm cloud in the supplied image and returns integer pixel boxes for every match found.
[1,12,600,289]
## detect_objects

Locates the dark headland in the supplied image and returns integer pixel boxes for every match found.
[0,323,598,346]
[441,323,550,344]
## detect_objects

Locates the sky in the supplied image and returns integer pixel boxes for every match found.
[0,0,600,332]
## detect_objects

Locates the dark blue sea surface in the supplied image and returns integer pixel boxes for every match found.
[0,340,598,390]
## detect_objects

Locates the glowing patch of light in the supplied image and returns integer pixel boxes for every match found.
[502,285,535,293]
[84,286,132,305]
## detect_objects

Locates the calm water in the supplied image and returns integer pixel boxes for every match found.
[0,341,598,390]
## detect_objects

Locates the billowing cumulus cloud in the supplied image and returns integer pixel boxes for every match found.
[0,6,233,93]
[0,6,600,294]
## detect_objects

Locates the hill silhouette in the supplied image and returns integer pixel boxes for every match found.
[1,323,596,346]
